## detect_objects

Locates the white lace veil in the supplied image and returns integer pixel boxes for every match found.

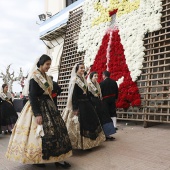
[0,86,3,93]
[87,73,91,85]
[66,63,78,110]
[22,57,40,96]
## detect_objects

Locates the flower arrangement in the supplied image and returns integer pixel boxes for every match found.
[77,0,162,108]
[90,29,141,108]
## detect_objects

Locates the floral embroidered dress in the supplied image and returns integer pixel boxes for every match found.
[62,74,105,150]
[6,70,72,164]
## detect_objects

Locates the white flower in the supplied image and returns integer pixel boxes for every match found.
[77,0,162,81]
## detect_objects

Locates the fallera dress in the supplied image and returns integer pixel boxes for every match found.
[6,70,72,164]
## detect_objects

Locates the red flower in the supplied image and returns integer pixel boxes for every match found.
[131,99,141,106]
[109,9,118,17]
[90,29,141,108]
[116,101,130,109]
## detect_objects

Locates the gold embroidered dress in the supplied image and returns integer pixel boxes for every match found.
[6,70,72,164]
[62,74,105,150]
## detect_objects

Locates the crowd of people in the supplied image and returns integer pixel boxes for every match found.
[1,54,118,168]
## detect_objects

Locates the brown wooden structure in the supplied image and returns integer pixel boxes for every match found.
[117,0,170,126]
[57,7,84,111]
[57,0,170,126]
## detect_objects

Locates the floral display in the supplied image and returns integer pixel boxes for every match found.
[90,28,141,108]
[77,0,162,108]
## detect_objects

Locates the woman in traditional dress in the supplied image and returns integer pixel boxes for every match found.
[62,63,105,150]
[0,84,18,134]
[6,54,72,168]
[87,72,116,141]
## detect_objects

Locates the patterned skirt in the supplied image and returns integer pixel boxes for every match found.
[6,99,72,164]
[62,107,106,150]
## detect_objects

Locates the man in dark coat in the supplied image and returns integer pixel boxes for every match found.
[100,71,118,130]
[49,76,62,109]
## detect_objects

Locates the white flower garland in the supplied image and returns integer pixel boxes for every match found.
[77,0,110,67]
[117,0,162,81]
[106,30,113,71]
[77,0,162,81]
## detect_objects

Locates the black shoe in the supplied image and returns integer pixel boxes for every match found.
[106,136,115,141]
[33,164,46,168]
[8,130,12,134]
[85,148,92,152]
[55,161,71,169]
[115,127,118,130]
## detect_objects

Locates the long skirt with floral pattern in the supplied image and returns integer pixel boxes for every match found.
[6,96,72,164]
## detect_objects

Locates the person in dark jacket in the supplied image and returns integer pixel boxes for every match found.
[100,71,118,130]
[49,76,62,109]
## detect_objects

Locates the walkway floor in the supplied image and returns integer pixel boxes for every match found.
[0,121,170,170]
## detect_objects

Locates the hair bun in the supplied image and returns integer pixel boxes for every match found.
[37,61,40,68]
[37,54,51,68]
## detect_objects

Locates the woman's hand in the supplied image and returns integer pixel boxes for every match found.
[36,116,43,125]
[73,110,79,116]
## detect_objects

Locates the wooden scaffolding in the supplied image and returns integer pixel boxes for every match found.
[117,0,170,126]
[57,7,84,111]
[57,0,170,126]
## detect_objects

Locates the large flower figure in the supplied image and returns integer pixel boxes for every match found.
[77,0,162,108]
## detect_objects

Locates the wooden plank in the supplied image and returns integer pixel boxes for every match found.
[117,0,170,124]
